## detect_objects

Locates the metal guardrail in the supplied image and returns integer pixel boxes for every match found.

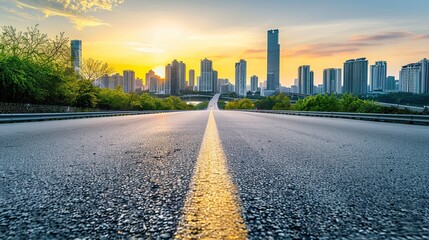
[0,111,178,124]
[377,102,425,113]
[239,110,429,125]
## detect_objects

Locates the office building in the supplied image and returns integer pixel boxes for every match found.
[267,29,280,91]
[250,75,259,92]
[123,70,135,93]
[316,84,324,94]
[110,73,123,88]
[135,78,143,91]
[399,58,429,94]
[386,76,396,92]
[213,70,218,94]
[168,60,182,96]
[422,58,429,93]
[323,68,342,94]
[198,58,217,93]
[70,40,82,74]
[370,61,387,91]
[235,59,247,96]
[400,63,421,93]
[343,58,368,95]
[298,65,314,95]
[178,61,186,91]
[100,74,109,89]
[189,69,195,87]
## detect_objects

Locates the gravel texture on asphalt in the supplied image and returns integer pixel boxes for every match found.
[0,111,208,239]
[215,110,429,240]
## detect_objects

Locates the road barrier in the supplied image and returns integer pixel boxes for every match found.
[240,110,429,125]
[0,111,178,124]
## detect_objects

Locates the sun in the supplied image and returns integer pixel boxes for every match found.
[153,65,165,78]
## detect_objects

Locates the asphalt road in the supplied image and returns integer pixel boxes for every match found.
[1,106,429,239]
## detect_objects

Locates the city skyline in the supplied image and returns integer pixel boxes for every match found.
[1,0,429,85]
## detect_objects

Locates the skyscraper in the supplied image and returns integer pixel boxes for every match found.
[421,58,429,93]
[70,40,82,74]
[213,70,218,94]
[123,70,135,93]
[165,64,172,94]
[235,60,247,97]
[370,61,387,91]
[298,65,313,95]
[267,29,280,92]
[343,58,368,95]
[170,60,181,96]
[400,63,422,93]
[323,68,342,94]
[189,69,195,87]
[250,75,259,92]
[146,70,162,93]
[199,58,217,93]
[178,61,186,91]
[385,76,396,92]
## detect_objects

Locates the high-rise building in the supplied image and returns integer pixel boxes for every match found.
[385,76,396,92]
[343,58,368,95]
[178,61,186,91]
[123,70,135,93]
[298,65,314,95]
[399,58,429,94]
[421,58,429,93]
[199,58,217,93]
[70,40,82,74]
[165,64,172,94]
[100,74,109,89]
[169,60,181,96]
[189,69,195,87]
[400,63,421,93]
[370,61,387,91]
[316,84,324,94]
[250,75,259,92]
[218,79,230,94]
[323,68,342,94]
[110,73,123,88]
[146,70,155,91]
[267,29,280,92]
[135,78,143,91]
[235,59,247,96]
[213,70,218,94]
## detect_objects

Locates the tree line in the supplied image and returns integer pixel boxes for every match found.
[225,93,415,114]
[0,25,193,110]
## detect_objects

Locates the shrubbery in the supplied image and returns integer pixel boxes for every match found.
[223,93,413,114]
[293,94,411,114]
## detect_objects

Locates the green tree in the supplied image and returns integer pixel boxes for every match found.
[272,93,291,110]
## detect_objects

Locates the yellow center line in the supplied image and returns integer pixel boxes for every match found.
[175,110,247,239]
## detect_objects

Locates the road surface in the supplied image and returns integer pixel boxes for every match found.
[1,98,429,239]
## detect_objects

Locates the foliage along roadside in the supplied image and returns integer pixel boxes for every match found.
[225,93,415,114]
[0,25,194,111]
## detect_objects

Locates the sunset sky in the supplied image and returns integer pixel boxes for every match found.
[1,0,429,86]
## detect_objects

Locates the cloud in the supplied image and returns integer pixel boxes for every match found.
[127,42,165,54]
[284,42,373,58]
[415,34,429,40]
[244,49,265,54]
[284,31,424,58]
[0,6,40,20]
[350,31,412,42]
[7,0,124,30]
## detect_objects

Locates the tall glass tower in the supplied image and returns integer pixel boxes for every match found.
[235,59,247,97]
[267,29,280,91]
[70,40,82,74]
